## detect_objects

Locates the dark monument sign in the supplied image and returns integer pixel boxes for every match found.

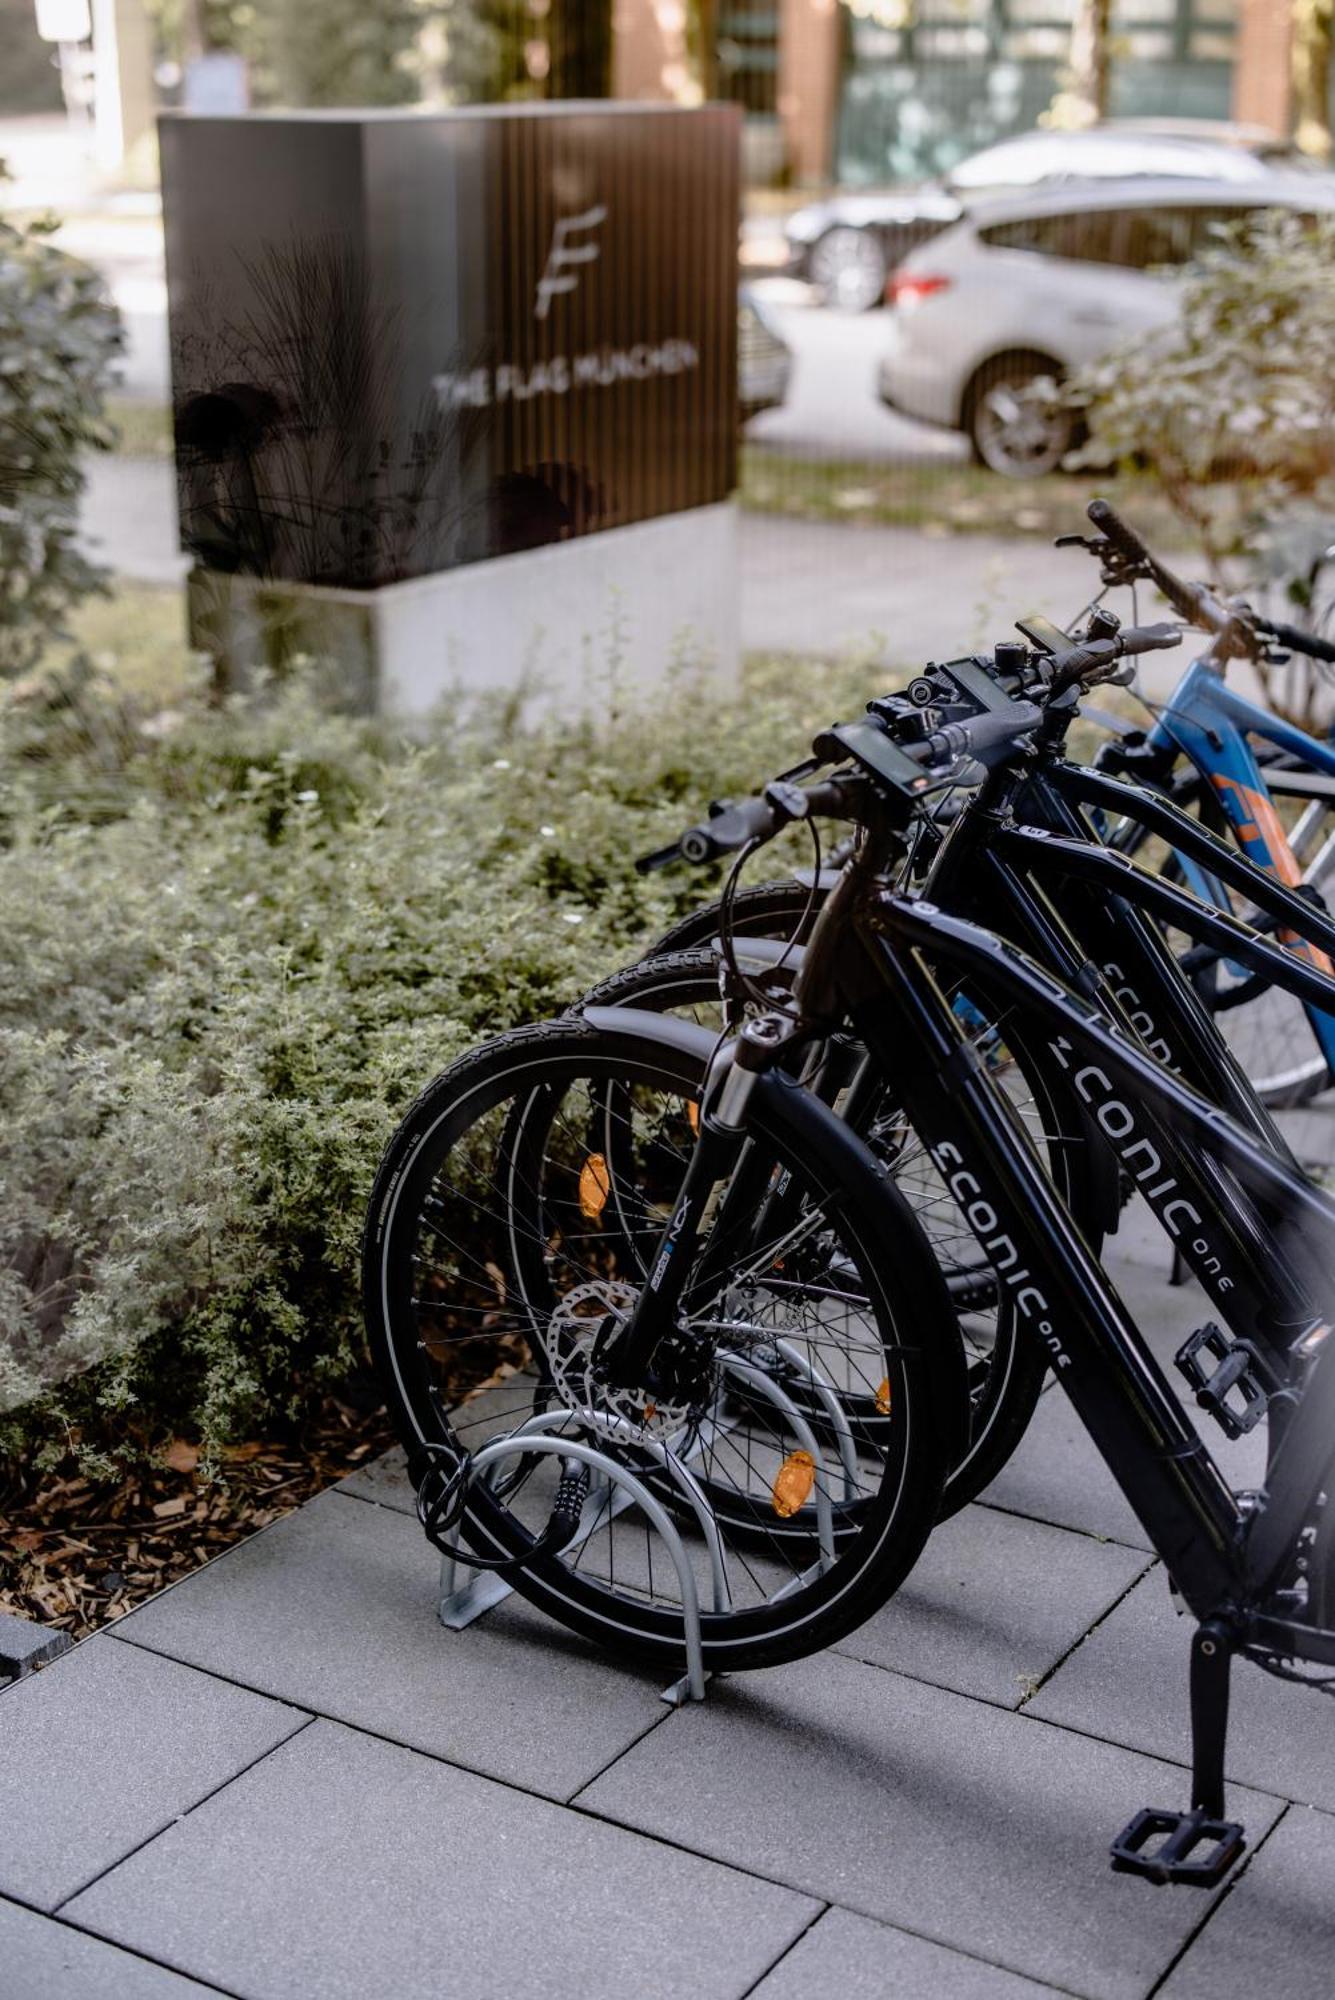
[160,104,741,595]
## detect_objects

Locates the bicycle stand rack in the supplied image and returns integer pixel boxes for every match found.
[432,1344,853,1706]
[436,1418,729,1704]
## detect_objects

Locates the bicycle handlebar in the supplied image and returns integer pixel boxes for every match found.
[1085,499,1335,669]
[1046,619,1182,695]
[660,699,1052,872]
[1259,616,1335,667]
[668,777,855,870]
[1084,498,1196,610]
[914,701,1045,768]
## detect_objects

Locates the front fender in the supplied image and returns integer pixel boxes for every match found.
[580,1003,723,1066]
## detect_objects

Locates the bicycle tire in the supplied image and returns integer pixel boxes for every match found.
[363,1016,968,1673]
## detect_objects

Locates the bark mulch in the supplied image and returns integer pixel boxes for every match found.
[0,1399,395,1642]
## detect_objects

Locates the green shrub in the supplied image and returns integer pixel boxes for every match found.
[0,207,123,681]
[0,647,876,1473]
[1071,209,1335,554]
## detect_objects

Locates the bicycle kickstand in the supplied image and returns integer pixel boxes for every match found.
[1109,1617,1247,1886]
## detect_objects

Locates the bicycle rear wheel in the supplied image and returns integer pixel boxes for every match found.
[577,947,1108,1515]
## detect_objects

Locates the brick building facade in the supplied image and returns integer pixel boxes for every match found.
[613,0,1303,185]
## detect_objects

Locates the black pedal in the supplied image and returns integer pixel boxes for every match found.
[1110,1806,1245,1887]
[1175,1323,1271,1439]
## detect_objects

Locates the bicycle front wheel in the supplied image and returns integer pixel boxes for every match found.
[363,1017,965,1674]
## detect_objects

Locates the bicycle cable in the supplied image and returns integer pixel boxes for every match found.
[716,817,823,1025]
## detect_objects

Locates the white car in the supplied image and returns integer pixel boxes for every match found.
[786,119,1325,313]
[876,176,1335,476]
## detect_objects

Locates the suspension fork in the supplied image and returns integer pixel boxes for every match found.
[604,1016,790,1393]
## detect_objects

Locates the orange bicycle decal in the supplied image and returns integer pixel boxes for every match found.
[1210,774,1334,978]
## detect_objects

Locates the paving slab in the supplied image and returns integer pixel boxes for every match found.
[1161,1804,1335,2000]
[0,1635,305,1912]
[116,1487,669,1802]
[578,1648,1283,1999]
[751,1906,1066,1999]
[980,1383,1153,1551]
[0,1608,72,1678]
[833,1502,1149,1707]
[1029,1566,1335,1813]
[0,1895,219,1999]
[66,1718,819,2000]
[337,1443,414,1513]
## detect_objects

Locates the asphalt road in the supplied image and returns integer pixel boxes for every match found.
[744,279,966,468]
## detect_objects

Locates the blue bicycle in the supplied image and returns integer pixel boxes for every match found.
[1074,500,1335,1107]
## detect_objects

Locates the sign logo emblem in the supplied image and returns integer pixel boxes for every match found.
[535,206,607,320]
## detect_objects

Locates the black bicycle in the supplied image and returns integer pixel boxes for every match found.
[365,520,1335,1881]
[575,675,1335,1886]
[568,596,1335,1497]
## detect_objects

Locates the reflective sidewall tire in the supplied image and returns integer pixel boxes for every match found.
[363,1017,967,1675]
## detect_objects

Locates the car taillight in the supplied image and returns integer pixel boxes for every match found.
[887,273,952,307]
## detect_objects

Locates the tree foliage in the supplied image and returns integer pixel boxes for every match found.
[248,0,424,105]
[0,208,123,681]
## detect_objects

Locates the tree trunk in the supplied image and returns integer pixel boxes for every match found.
[1293,0,1334,161]
[1054,0,1111,127]
[547,0,613,97]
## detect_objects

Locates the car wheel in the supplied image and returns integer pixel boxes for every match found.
[967,359,1074,478]
[808,226,888,313]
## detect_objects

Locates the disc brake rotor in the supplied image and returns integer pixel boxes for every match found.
[545,1279,691,1437]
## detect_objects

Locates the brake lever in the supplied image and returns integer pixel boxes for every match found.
[1054,531,1148,592]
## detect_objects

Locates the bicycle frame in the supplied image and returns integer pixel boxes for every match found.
[842,891,1335,1625]
[605,849,1335,1870]
[919,761,1335,1370]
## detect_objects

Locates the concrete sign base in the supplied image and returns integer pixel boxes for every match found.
[189,500,739,722]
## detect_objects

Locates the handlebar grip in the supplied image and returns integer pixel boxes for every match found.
[921,701,1044,769]
[1119,621,1183,657]
[1086,498,1153,567]
[1264,617,1335,667]
[1086,498,1200,624]
[1048,621,1181,694]
[678,793,780,865]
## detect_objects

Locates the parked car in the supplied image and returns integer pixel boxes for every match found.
[738,285,792,422]
[875,175,1335,477]
[785,121,1327,313]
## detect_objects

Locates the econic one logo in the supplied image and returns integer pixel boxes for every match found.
[535,205,608,320]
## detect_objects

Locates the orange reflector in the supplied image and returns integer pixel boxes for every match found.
[876,1378,892,1416]
[772,1450,816,1519]
[578,1153,611,1220]
[687,1100,700,1135]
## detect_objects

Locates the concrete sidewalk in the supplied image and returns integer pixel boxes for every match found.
[4,1172,1335,2000]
